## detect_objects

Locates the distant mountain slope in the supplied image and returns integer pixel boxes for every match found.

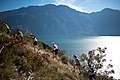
[0,4,120,35]
[90,8,120,35]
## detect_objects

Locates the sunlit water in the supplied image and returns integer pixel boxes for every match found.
[37,35,120,79]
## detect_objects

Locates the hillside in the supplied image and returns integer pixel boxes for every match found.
[0,22,115,80]
[0,31,83,80]
[0,4,120,35]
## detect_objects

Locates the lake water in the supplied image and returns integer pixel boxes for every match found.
[37,35,120,79]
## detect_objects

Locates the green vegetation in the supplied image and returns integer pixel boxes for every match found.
[79,47,115,80]
[0,24,81,80]
[0,22,115,80]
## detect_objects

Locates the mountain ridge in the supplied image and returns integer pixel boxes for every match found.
[0,4,120,36]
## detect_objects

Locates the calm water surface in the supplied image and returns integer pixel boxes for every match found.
[37,35,120,79]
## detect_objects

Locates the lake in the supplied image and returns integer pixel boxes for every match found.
[37,35,120,79]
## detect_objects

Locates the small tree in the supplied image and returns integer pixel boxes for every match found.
[80,47,115,80]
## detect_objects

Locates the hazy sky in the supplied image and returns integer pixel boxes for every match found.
[0,0,120,13]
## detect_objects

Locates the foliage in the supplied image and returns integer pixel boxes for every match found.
[0,28,81,80]
[0,22,115,80]
[79,47,115,80]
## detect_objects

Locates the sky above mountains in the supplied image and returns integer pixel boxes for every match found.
[0,0,120,13]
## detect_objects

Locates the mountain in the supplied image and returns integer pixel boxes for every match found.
[90,8,120,35]
[0,4,120,35]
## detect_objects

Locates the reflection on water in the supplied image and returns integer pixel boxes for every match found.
[38,35,120,79]
[90,36,120,79]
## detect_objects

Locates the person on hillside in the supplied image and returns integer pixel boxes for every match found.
[30,34,38,51]
[0,22,11,42]
[52,42,59,60]
[1,22,11,34]
[16,29,23,42]
[73,55,82,74]
[88,64,95,80]
[15,29,24,53]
